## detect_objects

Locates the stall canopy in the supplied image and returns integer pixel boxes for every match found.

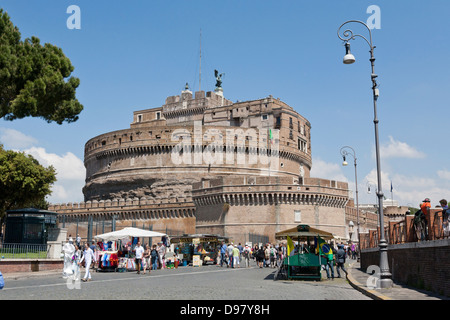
[275,224,334,240]
[94,227,166,241]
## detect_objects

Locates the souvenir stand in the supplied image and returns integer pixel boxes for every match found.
[95,240,119,272]
[274,224,334,280]
[94,227,166,272]
[170,234,231,266]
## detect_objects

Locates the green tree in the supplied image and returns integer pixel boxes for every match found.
[0,145,57,227]
[0,9,83,124]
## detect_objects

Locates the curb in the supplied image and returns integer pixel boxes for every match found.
[2,270,62,280]
[346,262,392,300]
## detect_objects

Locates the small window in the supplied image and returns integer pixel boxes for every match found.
[156,112,161,120]
[137,114,143,122]
[294,210,301,223]
[262,114,268,121]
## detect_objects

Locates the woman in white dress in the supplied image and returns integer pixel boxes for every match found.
[72,244,82,281]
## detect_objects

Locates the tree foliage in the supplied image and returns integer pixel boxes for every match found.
[0,145,56,224]
[0,9,83,124]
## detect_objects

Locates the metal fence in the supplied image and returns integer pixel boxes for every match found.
[248,233,269,247]
[0,243,49,259]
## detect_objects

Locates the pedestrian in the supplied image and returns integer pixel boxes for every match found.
[264,245,271,268]
[79,242,96,282]
[256,246,265,268]
[227,243,234,268]
[134,241,144,274]
[76,234,81,248]
[269,245,276,268]
[158,242,166,269]
[242,244,251,267]
[351,242,356,260]
[336,244,348,278]
[277,245,283,267]
[323,248,335,280]
[232,245,240,268]
[142,244,151,275]
[440,199,450,237]
[90,242,97,269]
[220,241,227,267]
[72,243,82,281]
[419,198,431,238]
[151,245,158,270]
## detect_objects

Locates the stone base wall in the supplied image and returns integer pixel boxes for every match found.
[360,239,450,297]
[0,259,63,274]
[196,202,346,244]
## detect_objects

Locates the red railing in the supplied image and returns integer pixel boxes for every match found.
[360,208,449,249]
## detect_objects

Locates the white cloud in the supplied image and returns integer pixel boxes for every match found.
[379,136,425,159]
[437,169,450,180]
[360,169,450,207]
[23,147,85,180]
[310,157,348,182]
[0,127,38,149]
[0,128,85,204]
[22,147,85,203]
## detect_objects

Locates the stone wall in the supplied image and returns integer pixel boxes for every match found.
[360,240,450,297]
[0,259,63,274]
[193,175,349,243]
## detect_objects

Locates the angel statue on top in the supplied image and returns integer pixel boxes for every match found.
[214,69,224,89]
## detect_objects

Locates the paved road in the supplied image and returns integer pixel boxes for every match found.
[0,264,371,301]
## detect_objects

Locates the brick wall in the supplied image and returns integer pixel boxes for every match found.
[360,239,450,297]
[0,259,63,274]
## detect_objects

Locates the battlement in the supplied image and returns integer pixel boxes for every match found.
[192,176,349,208]
[49,196,194,213]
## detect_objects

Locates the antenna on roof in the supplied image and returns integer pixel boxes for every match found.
[199,28,202,92]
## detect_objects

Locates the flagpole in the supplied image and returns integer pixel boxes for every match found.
[391,181,394,206]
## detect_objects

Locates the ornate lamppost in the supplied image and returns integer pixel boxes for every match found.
[337,20,392,288]
[341,146,360,262]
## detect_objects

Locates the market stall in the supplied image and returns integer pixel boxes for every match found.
[170,234,231,266]
[94,227,166,272]
[275,224,334,280]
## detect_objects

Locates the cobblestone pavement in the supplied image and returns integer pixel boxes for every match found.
[0,264,371,301]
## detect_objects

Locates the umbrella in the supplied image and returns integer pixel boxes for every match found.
[94,227,167,242]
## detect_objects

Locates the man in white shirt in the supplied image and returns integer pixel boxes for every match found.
[79,242,96,282]
[135,241,145,274]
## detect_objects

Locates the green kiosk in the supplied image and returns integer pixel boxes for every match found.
[275,224,334,281]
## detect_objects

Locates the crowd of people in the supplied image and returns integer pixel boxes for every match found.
[62,236,171,282]
[218,242,286,269]
[217,240,358,277]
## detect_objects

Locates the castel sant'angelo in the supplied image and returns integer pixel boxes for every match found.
[50,73,353,244]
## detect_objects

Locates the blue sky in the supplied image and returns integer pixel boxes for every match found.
[1,0,450,208]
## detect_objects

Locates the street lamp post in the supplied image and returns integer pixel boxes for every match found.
[340,146,360,262]
[337,20,392,288]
